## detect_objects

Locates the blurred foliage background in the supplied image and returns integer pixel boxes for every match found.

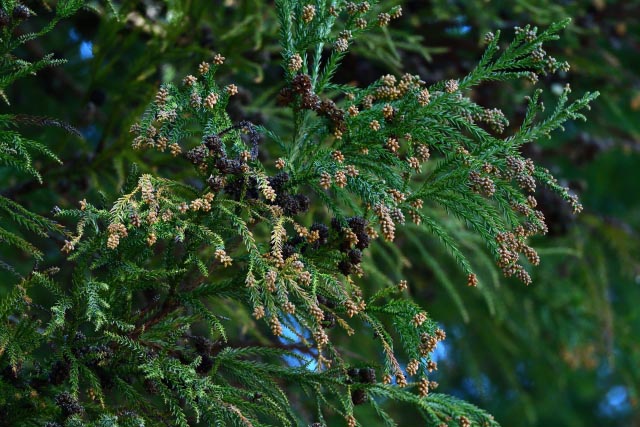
[1,0,639,426]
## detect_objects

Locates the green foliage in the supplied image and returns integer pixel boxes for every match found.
[0,0,84,96]
[0,1,83,271]
[0,1,606,426]
[362,2,640,425]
